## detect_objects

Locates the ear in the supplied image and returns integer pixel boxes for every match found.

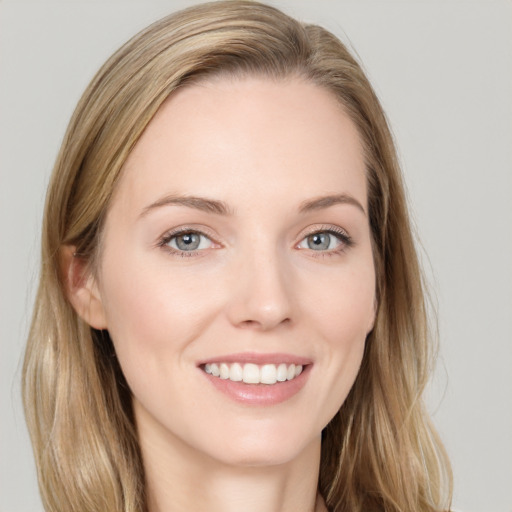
[59,245,108,330]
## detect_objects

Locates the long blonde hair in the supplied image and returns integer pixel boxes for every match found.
[23,2,452,511]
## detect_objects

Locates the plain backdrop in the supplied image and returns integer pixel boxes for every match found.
[1,1,511,511]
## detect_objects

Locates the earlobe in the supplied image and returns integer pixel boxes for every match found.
[59,245,108,330]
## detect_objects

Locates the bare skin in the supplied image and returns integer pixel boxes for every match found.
[70,76,374,512]
[140,412,328,512]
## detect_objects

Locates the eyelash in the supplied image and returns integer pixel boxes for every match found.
[300,226,354,257]
[157,225,353,258]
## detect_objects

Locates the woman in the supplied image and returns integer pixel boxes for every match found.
[22,1,452,511]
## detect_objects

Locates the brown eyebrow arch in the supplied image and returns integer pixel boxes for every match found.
[299,194,366,215]
[140,194,233,217]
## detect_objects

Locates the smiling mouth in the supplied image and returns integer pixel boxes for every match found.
[202,362,304,385]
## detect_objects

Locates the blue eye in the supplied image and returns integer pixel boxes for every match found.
[165,231,213,252]
[298,229,351,252]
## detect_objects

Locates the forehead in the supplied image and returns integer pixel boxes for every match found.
[114,76,367,214]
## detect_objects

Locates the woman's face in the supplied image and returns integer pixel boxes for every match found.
[91,76,376,467]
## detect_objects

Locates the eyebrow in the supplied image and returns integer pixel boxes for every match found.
[140,192,366,218]
[140,194,233,218]
[298,194,366,215]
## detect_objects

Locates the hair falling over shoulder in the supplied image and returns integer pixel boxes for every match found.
[23,2,452,511]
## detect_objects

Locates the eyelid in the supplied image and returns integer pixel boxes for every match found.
[297,224,351,242]
[299,224,350,237]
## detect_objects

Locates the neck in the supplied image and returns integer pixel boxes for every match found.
[146,462,326,512]
[139,418,326,512]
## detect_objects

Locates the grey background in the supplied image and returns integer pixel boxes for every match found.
[1,1,511,511]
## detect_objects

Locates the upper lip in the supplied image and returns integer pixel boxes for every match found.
[197,352,312,366]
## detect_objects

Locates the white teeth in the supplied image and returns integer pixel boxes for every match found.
[260,364,277,384]
[243,363,260,384]
[203,362,305,384]
[276,363,288,382]
[229,362,243,382]
[219,363,230,379]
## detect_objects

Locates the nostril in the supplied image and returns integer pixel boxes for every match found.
[239,319,260,329]
[238,317,291,330]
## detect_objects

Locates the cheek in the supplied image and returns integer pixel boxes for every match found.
[303,261,375,415]
[97,254,218,385]
[306,260,376,341]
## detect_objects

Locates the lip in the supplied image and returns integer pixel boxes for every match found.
[197,352,312,366]
[197,353,313,406]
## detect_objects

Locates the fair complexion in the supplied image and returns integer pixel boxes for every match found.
[69,76,376,512]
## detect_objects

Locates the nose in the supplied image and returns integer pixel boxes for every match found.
[225,249,294,331]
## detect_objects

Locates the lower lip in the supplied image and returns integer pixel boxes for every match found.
[201,365,311,406]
